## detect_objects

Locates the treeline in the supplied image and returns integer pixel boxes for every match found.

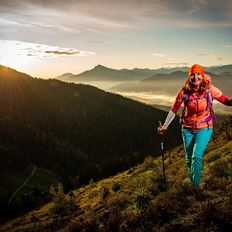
[0,65,181,222]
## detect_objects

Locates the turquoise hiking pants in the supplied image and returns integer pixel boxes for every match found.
[182,126,213,187]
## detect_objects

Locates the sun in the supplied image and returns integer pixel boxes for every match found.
[0,54,34,70]
[0,40,34,70]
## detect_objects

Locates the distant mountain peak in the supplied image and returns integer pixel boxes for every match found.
[55,72,74,80]
[60,73,74,77]
[95,64,105,68]
[170,70,187,75]
[53,64,232,84]
[93,64,111,70]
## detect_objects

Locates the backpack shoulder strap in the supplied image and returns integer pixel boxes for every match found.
[182,88,190,104]
[205,88,217,123]
[205,88,213,108]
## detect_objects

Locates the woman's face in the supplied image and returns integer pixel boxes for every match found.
[189,73,203,86]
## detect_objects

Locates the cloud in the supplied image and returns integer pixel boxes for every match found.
[211,55,223,61]
[162,62,189,67]
[45,50,80,55]
[0,40,95,58]
[152,53,166,58]
[224,43,232,48]
[0,0,231,33]
[87,40,110,44]
[198,53,223,61]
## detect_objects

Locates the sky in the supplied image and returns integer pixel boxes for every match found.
[0,0,232,78]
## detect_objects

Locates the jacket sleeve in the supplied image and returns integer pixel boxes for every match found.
[210,85,223,99]
[162,88,184,129]
[211,85,232,106]
[171,88,184,113]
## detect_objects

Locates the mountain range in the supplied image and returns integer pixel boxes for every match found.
[56,64,162,82]
[110,70,232,97]
[55,64,232,83]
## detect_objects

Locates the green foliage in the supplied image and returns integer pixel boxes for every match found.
[112,181,121,192]
[128,172,154,208]
[50,183,78,218]
[142,184,191,225]
[135,193,151,209]
[101,185,110,200]
[143,155,158,170]
[204,156,232,191]
[209,159,230,178]
[2,118,232,232]
[30,214,39,223]
[107,193,130,209]
[89,178,94,185]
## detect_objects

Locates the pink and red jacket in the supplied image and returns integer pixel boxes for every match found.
[171,74,230,130]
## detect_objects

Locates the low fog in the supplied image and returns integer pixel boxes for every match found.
[70,79,232,116]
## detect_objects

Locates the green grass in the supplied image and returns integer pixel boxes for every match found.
[1,118,232,232]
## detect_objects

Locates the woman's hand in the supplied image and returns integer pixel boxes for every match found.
[225,98,232,106]
[157,121,167,134]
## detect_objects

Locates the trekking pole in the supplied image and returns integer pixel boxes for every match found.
[158,121,166,191]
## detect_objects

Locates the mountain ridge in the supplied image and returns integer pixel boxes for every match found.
[54,64,232,83]
[110,70,232,98]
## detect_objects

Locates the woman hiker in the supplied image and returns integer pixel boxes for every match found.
[158,64,232,188]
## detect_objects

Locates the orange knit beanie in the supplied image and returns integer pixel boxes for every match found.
[188,64,204,76]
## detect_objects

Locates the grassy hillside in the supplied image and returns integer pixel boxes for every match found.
[2,116,232,232]
[0,65,182,223]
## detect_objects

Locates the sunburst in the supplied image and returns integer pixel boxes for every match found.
[0,40,34,70]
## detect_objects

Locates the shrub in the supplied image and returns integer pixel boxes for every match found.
[52,197,77,218]
[143,156,157,170]
[50,183,79,218]
[204,152,221,163]
[112,181,121,192]
[143,184,190,225]
[101,186,110,200]
[208,159,229,178]
[30,214,39,223]
[192,200,232,231]
[107,193,130,209]
[89,178,94,185]
[128,172,154,208]
[135,193,151,209]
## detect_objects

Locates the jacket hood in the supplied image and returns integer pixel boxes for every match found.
[203,74,212,87]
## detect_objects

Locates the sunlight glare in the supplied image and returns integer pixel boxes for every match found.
[0,40,35,69]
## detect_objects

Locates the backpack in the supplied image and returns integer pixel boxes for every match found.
[180,88,216,126]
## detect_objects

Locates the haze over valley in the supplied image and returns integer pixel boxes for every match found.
[55,64,232,115]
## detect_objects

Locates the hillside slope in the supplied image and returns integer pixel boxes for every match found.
[2,116,232,232]
[0,65,182,223]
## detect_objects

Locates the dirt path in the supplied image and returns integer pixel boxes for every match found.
[8,165,37,206]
